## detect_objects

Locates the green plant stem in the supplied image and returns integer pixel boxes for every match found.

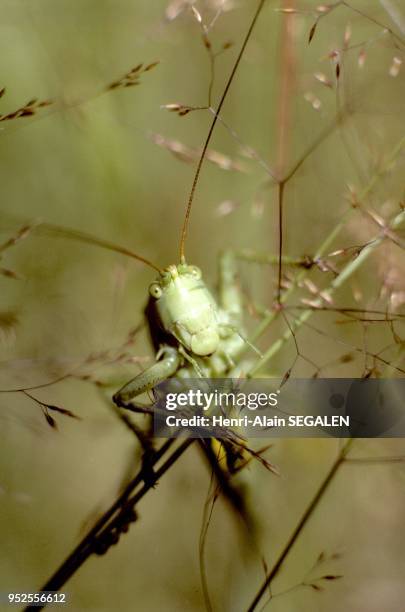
[246,439,354,611]
[246,135,405,375]
[249,207,405,375]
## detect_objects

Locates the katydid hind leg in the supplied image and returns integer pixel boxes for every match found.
[218,249,243,329]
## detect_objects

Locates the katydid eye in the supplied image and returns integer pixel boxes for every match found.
[149,283,162,298]
[189,266,201,279]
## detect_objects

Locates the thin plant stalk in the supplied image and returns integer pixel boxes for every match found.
[245,135,405,373]
[249,207,405,375]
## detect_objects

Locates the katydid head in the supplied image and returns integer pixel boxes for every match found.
[149,263,220,357]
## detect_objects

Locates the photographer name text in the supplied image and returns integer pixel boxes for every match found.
[165,414,350,428]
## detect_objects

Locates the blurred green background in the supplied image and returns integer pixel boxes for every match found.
[1,1,404,610]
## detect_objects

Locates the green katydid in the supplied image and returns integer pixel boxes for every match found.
[28,0,273,512]
[32,0,268,413]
